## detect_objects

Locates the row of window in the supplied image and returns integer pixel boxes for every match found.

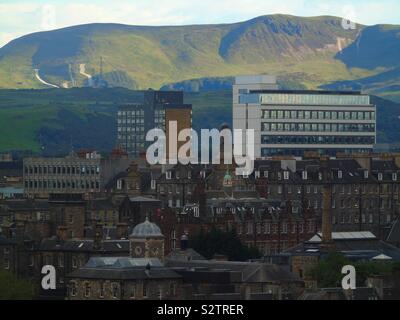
[261,110,375,121]
[25,180,100,190]
[70,281,176,299]
[261,148,371,157]
[117,118,145,124]
[270,183,399,195]
[261,135,375,145]
[117,126,145,132]
[236,221,314,235]
[333,213,392,225]
[262,122,375,133]
[117,110,145,116]
[24,165,100,175]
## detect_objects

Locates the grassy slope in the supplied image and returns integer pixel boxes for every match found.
[0,15,373,90]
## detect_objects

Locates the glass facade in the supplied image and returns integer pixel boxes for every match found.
[262,122,375,133]
[262,110,375,121]
[261,135,375,145]
[236,90,376,157]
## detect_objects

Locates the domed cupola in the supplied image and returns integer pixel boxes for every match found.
[130,217,164,239]
[129,217,165,261]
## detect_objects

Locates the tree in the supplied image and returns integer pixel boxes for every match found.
[0,271,37,300]
[307,252,396,288]
[189,227,261,261]
[307,252,350,288]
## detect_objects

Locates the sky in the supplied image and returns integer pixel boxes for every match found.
[0,0,399,47]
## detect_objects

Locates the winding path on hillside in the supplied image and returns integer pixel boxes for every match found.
[34,69,59,88]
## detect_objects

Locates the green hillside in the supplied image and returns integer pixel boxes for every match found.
[0,15,374,91]
[0,88,399,155]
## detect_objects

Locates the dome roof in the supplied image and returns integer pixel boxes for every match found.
[130,218,164,238]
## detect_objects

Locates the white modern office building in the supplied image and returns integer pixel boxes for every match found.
[233,75,376,158]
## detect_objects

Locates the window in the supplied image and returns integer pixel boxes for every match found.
[58,254,64,267]
[170,283,176,296]
[282,222,288,234]
[112,283,119,299]
[264,222,271,234]
[338,171,343,179]
[393,173,397,181]
[100,282,105,298]
[378,173,383,181]
[302,171,308,180]
[70,282,77,297]
[166,171,172,180]
[247,222,253,234]
[3,247,10,255]
[84,282,91,298]
[284,171,289,180]
[143,283,148,298]
[72,257,78,268]
[130,285,136,299]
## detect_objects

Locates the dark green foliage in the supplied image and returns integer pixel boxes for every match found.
[307,252,350,288]
[307,252,398,288]
[0,271,37,300]
[189,227,261,261]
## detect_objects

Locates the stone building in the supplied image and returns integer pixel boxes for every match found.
[23,150,130,197]
[66,219,182,300]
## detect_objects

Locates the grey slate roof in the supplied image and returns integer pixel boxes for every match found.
[36,238,129,252]
[165,259,301,283]
[67,257,181,280]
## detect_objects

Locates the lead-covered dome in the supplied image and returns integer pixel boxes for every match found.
[130,218,164,238]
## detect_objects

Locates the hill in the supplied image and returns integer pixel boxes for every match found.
[0,15,376,91]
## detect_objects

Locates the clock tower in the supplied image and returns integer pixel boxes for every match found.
[129,217,165,262]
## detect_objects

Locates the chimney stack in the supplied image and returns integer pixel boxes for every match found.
[320,157,334,250]
[56,226,68,241]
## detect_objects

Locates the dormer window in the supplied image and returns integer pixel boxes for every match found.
[200,170,206,178]
[338,170,343,179]
[166,171,172,180]
[302,171,308,180]
[393,173,397,181]
[378,173,383,181]
[364,170,369,179]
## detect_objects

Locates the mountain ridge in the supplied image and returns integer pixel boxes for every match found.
[0,14,370,90]
[0,14,398,100]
